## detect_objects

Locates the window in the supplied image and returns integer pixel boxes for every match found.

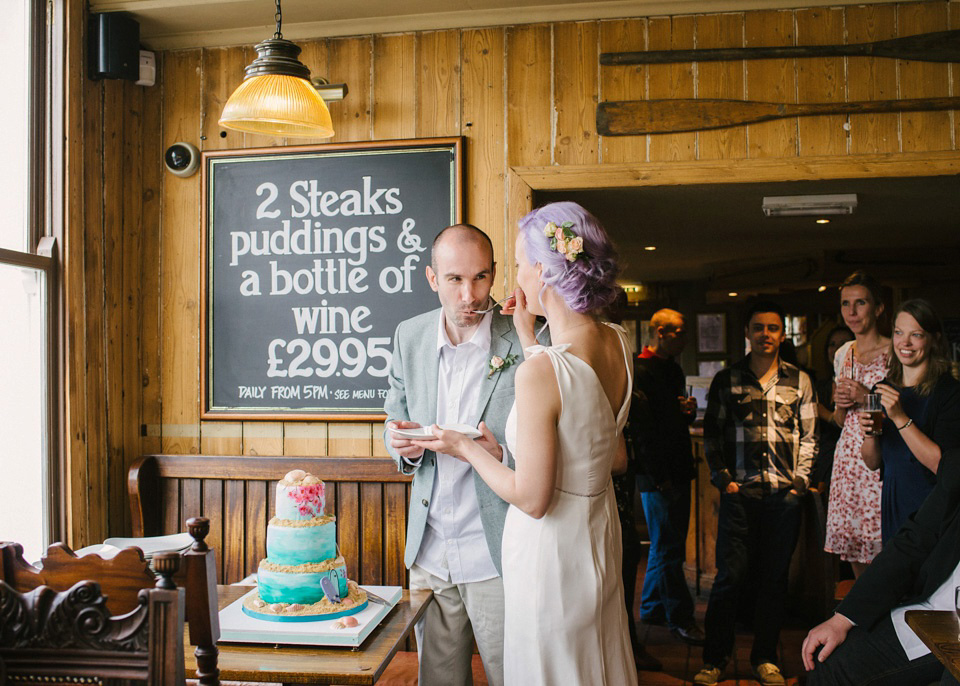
[0,0,59,564]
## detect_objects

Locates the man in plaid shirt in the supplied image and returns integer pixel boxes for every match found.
[694,301,817,686]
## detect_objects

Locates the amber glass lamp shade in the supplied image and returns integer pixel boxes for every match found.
[219,38,334,139]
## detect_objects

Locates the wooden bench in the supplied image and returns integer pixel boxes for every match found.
[128,455,412,588]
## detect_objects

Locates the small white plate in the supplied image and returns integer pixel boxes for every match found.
[390,423,482,440]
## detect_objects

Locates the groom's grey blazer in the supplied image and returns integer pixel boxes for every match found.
[383,307,523,576]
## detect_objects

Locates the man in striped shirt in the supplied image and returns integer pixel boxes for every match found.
[694,301,817,686]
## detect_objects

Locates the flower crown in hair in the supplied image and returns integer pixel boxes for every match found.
[543,221,585,262]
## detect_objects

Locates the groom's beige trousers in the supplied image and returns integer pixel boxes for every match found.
[410,564,505,686]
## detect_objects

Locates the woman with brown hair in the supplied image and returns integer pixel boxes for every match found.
[859,299,960,544]
[823,271,890,577]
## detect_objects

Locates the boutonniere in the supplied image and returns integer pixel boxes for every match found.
[487,353,519,379]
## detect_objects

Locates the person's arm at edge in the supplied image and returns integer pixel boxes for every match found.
[792,372,818,494]
[703,373,733,491]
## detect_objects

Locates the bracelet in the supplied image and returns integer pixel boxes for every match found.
[897,418,914,431]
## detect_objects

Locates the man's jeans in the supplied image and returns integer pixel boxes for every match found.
[807,614,953,686]
[703,487,802,668]
[639,484,695,627]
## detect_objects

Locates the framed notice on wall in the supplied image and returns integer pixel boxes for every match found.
[201,138,462,419]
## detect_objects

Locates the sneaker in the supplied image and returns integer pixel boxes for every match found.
[670,620,706,645]
[693,665,722,685]
[752,662,786,686]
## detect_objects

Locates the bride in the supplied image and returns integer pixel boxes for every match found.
[412,201,639,685]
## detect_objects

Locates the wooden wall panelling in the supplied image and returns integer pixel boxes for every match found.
[283,422,328,456]
[328,423,373,456]
[795,7,847,157]
[243,422,285,455]
[81,74,108,543]
[200,47,247,152]
[695,13,747,161]
[118,78,146,539]
[373,33,418,140]
[599,19,647,164]
[553,21,600,166]
[372,422,390,457]
[199,421,242,454]
[462,28,507,261]
[416,30,461,138]
[160,49,203,456]
[140,54,164,459]
[245,480,269,580]
[384,483,408,586]
[181,478,201,526]
[898,2,952,152]
[63,0,89,547]
[845,4,899,155]
[202,478,225,581]
[336,482,361,582]
[744,10,798,158]
[505,23,551,287]
[329,37,374,143]
[647,16,697,162]
[291,40,332,147]
[223,479,246,582]
[361,482,384,584]
[160,477,181,535]
[506,24,553,168]
[103,78,125,538]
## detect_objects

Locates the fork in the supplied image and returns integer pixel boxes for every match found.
[471,295,513,314]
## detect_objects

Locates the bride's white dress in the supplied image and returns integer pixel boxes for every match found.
[502,323,638,686]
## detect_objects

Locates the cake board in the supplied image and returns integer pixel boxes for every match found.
[219,586,402,648]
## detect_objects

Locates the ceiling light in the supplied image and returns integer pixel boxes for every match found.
[728,292,738,297]
[219,0,337,138]
[644,246,657,251]
[818,285,828,292]
[816,218,831,224]
[762,194,857,217]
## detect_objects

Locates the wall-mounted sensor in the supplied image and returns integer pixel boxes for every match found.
[164,142,200,177]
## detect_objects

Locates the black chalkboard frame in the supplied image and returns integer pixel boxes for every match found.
[200,137,463,420]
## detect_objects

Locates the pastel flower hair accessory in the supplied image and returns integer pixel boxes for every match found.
[547,221,585,262]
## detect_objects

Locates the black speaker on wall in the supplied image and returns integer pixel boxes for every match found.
[88,13,140,81]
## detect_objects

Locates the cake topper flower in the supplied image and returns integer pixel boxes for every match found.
[546,221,585,262]
[488,353,519,378]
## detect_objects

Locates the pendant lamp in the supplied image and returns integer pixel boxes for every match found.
[219,0,334,138]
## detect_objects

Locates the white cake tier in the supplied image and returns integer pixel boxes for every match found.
[276,479,326,521]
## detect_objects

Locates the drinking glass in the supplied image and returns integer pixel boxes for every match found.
[864,393,883,436]
[954,586,960,626]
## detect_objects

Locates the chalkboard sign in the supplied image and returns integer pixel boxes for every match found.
[201,138,462,419]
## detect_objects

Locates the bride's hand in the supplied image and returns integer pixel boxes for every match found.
[410,426,472,462]
[502,287,537,347]
[474,422,503,461]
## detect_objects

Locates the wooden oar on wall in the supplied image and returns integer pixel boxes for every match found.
[597,97,960,136]
[600,29,960,65]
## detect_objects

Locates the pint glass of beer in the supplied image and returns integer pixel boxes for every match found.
[864,393,883,436]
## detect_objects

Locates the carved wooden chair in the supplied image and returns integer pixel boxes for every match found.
[0,517,220,686]
[0,551,184,684]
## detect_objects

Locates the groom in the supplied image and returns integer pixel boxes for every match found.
[384,224,524,686]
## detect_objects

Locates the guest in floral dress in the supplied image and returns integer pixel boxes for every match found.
[823,271,891,577]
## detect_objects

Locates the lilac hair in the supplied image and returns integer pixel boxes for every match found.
[517,201,620,314]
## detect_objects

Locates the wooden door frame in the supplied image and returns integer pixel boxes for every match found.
[504,149,960,289]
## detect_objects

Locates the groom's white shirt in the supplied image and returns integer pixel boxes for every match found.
[402,310,499,583]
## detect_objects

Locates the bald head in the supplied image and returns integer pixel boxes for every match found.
[650,308,688,357]
[431,224,495,272]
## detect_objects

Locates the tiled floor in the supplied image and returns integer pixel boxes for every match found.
[378,546,813,685]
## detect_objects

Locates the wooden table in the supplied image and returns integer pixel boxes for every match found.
[186,585,433,685]
[905,610,960,681]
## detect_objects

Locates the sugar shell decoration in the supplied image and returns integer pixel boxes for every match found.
[334,616,359,629]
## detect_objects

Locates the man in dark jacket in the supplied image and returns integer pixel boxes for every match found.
[633,308,704,645]
[802,447,960,685]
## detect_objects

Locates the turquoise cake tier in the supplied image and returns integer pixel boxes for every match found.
[266,516,337,566]
[257,558,349,605]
